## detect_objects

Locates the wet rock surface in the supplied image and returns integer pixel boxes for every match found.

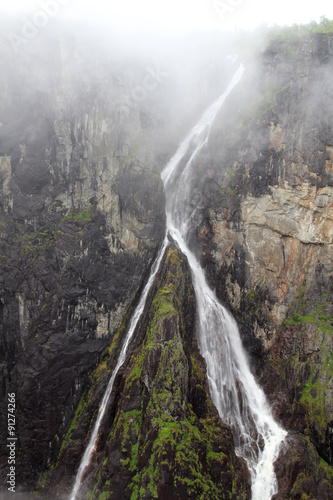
[184,33,333,492]
[46,245,250,499]
[273,432,333,499]
[0,31,167,493]
[0,24,333,499]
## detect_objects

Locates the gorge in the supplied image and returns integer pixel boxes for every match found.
[0,19,333,500]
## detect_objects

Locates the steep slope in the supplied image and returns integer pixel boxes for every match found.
[1,22,333,499]
[0,24,240,496]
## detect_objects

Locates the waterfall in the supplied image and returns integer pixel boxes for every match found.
[162,63,287,499]
[70,63,286,500]
[69,236,168,500]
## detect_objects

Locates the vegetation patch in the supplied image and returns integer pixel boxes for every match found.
[284,290,333,336]
[267,16,333,40]
[283,290,333,442]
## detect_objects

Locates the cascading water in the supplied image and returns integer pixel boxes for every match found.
[162,63,287,499]
[70,63,286,500]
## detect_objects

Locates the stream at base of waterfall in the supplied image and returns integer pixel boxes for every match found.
[70,62,287,500]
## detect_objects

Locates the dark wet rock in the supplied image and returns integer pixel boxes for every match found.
[0,23,333,500]
[49,245,250,499]
[273,432,333,499]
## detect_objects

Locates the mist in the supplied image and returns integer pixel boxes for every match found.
[1,2,333,499]
[0,8,255,176]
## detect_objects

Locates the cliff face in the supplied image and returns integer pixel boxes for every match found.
[186,33,333,495]
[0,24,333,499]
[40,245,250,499]
[0,26,239,495]
[0,30,168,490]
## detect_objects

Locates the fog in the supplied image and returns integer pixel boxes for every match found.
[1,0,332,32]
[0,0,332,170]
[0,2,333,499]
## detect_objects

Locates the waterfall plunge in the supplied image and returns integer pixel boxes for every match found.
[162,64,287,499]
[70,63,286,500]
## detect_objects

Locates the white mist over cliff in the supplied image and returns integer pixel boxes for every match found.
[1,0,332,35]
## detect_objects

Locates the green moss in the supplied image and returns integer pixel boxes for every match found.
[285,294,333,440]
[285,309,333,335]
[61,204,95,223]
[206,450,227,463]
[111,408,143,473]
[284,289,333,335]
[318,457,333,482]
[190,355,206,383]
[91,317,129,385]
[13,204,95,260]
[56,391,88,463]
[153,293,176,318]
[98,492,111,500]
[127,413,225,500]
[35,470,48,490]
[120,338,236,500]
[245,290,258,303]
[93,360,108,382]
[299,350,333,436]
[53,318,128,471]
[300,372,327,433]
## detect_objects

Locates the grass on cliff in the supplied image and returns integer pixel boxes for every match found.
[284,290,333,336]
[267,16,333,40]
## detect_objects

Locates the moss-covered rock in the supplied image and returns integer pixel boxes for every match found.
[78,245,250,499]
[273,433,333,499]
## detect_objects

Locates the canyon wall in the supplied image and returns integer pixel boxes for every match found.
[188,33,333,497]
[0,23,332,498]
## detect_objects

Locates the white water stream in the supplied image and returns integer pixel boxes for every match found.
[162,64,287,499]
[70,63,286,500]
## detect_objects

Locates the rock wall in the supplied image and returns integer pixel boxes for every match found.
[0,24,239,496]
[39,245,250,499]
[0,28,167,491]
[1,22,333,499]
[185,33,333,495]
